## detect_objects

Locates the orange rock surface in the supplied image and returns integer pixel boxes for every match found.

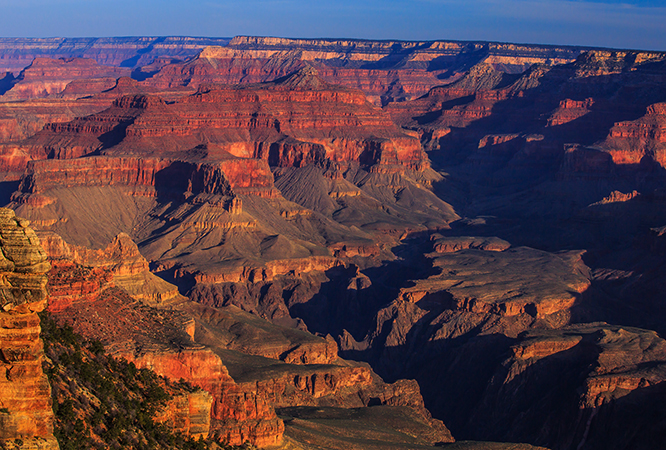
[547,98,595,126]
[430,234,511,253]
[603,102,666,166]
[0,208,58,449]
[122,348,285,447]
[147,37,584,105]
[39,228,451,448]
[16,67,426,174]
[2,37,666,450]
[153,390,214,440]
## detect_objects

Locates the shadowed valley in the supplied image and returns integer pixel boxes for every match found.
[0,36,665,450]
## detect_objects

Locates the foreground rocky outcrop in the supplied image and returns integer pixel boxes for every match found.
[40,311,214,448]
[37,228,454,448]
[0,208,58,449]
[2,36,666,450]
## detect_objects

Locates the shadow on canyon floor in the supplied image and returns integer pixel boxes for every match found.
[289,235,440,341]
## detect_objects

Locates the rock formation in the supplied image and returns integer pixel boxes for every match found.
[7,67,456,294]
[0,208,58,449]
[602,102,666,167]
[467,324,666,449]
[0,37,231,74]
[22,68,427,171]
[37,228,453,448]
[145,37,586,106]
[1,36,666,450]
[0,76,161,179]
[1,57,129,101]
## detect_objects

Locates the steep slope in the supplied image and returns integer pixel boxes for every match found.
[39,228,454,448]
[9,68,456,294]
[1,57,129,101]
[146,36,588,105]
[41,313,213,449]
[0,208,58,450]
[0,37,232,74]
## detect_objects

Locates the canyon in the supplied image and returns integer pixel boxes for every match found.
[0,36,665,450]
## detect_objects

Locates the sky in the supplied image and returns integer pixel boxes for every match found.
[0,0,664,51]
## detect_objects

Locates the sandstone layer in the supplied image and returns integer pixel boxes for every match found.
[9,68,456,291]
[0,208,58,450]
[0,37,231,73]
[1,57,129,101]
[0,36,665,450]
[40,229,453,448]
[145,37,587,106]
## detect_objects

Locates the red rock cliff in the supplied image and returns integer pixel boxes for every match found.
[2,57,129,101]
[26,67,428,174]
[603,102,666,167]
[147,37,584,105]
[0,208,59,449]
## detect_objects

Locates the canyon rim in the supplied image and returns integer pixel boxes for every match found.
[0,35,665,450]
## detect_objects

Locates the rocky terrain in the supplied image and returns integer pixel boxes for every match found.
[0,208,58,450]
[1,36,665,450]
[0,37,232,74]
[143,37,588,106]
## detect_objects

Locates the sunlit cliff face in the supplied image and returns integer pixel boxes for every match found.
[0,208,58,450]
[0,36,666,450]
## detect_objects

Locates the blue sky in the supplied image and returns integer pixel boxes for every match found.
[0,0,664,51]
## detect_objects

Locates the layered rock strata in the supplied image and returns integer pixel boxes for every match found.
[390,50,666,157]
[24,67,427,172]
[0,37,231,73]
[40,232,182,309]
[7,68,456,293]
[0,98,109,144]
[147,37,588,105]
[469,324,666,449]
[333,241,593,443]
[602,102,666,167]
[0,77,162,179]
[4,38,665,450]
[0,208,58,449]
[2,57,129,101]
[395,247,590,319]
[39,229,452,448]
[40,232,283,446]
[153,390,214,440]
